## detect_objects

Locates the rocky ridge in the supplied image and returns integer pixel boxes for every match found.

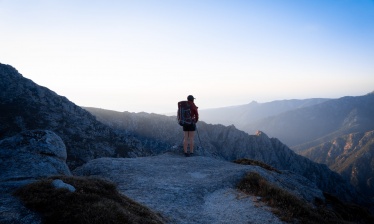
[301,130,374,199]
[0,63,146,168]
[1,129,323,224]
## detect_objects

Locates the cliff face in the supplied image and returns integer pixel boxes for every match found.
[301,130,374,199]
[0,63,145,168]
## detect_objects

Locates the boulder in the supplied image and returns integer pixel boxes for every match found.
[0,129,71,184]
[52,179,76,192]
[0,129,71,224]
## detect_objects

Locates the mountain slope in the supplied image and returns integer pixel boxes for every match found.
[0,63,145,168]
[242,94,374,149]
[301,130,374,199]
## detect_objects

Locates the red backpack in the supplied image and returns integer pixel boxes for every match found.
[177,101,192,126]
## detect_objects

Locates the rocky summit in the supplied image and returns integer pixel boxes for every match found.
[73,153,323,224]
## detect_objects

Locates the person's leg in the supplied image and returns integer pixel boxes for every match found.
[188,131,195,153]
[183,131,189,154]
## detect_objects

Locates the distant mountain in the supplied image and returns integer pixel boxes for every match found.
[240,93,374,149]
[199,98,330,127]
[0,63,147,168]
[197,92,374,200]
[300,130,374,199]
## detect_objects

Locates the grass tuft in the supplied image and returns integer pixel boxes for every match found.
[234,158,281,173]
[13,176,165,224]
[237,172,374,224]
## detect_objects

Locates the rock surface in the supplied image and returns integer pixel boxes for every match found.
[0,130,71,224]
[0,130,71,183]
[52,179,76,192]
[74,153,325,224]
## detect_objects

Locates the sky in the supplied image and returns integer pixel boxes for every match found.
[1,0,373,114]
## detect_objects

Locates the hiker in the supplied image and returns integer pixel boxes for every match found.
[182,95,199,157]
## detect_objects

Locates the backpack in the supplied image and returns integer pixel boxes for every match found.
[177,101,192,126]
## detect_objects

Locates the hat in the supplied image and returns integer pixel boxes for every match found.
[187,95,195,101]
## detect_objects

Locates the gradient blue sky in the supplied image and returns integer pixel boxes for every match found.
[1,0,373,113]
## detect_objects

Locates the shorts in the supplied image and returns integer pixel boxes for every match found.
[183,123,196,132]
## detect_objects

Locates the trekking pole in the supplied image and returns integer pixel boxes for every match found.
[195,123,203,149]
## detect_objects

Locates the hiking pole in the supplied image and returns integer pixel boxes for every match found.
[195,123,203,149]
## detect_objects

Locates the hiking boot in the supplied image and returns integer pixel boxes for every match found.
[184,153,189,157]
[190,153,194,156]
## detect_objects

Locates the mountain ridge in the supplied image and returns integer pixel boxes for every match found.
[300,130,374,199]
[0,63,146,168]
[198,98,330,127]
[245,94,374,149]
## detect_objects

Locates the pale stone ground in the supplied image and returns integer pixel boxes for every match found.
[74,153,285,224]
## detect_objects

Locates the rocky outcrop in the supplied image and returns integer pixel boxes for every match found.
[0,129,71,224]
[301,130,374,199]
[0,130,71,184]
[74,153,324,224]
[86,107,360,203]
[0,63,144,168]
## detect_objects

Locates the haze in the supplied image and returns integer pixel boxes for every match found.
[1,0,373,113]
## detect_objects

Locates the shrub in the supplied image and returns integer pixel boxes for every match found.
[234,158,281,173]
[13,176,165,224]
[237,172,374,224]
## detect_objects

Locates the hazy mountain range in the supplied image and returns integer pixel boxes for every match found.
[199,93,374,150]
[199,98,330,129]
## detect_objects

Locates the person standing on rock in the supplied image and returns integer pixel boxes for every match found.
[182,95,199,157]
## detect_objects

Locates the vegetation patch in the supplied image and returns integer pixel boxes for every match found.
[237,172,374,224]
[13,176,165,224]
[234,158,281,173]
